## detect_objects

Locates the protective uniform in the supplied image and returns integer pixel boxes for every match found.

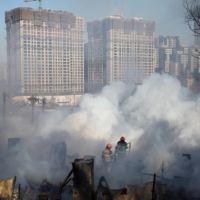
[115,136,128,162]
[102,143,114,173]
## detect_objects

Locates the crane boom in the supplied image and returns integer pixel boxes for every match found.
[106,0,129,18]
[106,0,112,17]
[24,0,42,10]
[122,0,129,14]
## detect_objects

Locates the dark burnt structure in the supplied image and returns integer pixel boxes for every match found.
[72,158,94,200]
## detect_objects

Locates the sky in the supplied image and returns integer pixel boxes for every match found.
[0,0,194,65]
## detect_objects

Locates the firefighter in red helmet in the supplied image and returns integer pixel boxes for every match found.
[115,136,128,162]
[102,143,114,173]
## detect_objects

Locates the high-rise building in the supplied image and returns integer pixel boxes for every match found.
[159,48,172,73]
[155,36,180,73]
[5,7,84,96]
[171,45,189,71]
[188,45,200,73]
[155,35,179,49]
[84,43,89,93]
[86,16,155,93]
[180,69,195,89]
[169,62,180,76]
[153,48,159,70]
[0,63,7,81]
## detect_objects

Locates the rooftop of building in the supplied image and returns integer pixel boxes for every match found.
[6,7,73,14]
[91,15,154,23]
[158,35,179,39]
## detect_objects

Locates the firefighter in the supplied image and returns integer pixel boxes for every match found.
[102,143,114,173]
[115,136,128,162]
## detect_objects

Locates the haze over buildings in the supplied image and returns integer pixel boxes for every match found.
[2,1,200,99]
[5,7,84,96]
[86,16,155,93]
[154,35,200,89]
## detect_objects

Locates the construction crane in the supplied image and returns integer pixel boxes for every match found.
[106,0,129,18]
[24,0,43,10]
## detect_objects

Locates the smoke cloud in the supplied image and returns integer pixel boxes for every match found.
[0,73,200,188]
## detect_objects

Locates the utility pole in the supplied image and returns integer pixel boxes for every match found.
[27,96,39,124]
[60,182,61,200]
[18,183,20,200]
[3,92,9,118]
[73,91,75,106]
[161,160,165,182]
[42,98,46,112]
[152,173,156,200]
[138,160,144,184]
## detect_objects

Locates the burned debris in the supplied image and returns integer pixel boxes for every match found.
[0,177,16,200]
[72,159,94,200]
[0,162,168,200]
[0,139,199,200]
[0,156,195,200]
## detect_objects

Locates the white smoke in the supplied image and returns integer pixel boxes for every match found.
[59,82,137,142]
[59,73,193,143]
[57,73,200,178]
[1,73,200,185]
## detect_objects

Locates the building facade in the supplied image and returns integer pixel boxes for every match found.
[0,63,7,81]
[155,35,200,90]
[5,7,84,96]
[84,43,89,93]
[188,45,200,73]
[155,36,180,73]
[86,16,155,93]
[153,48,159,70]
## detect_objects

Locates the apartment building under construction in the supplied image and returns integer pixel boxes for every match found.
[86,16,155,93]
[5,7,84,96]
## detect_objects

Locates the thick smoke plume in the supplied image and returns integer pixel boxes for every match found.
[0,73,200,186]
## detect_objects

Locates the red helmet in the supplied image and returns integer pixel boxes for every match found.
[106,143,112,148]
[121,136,125,141]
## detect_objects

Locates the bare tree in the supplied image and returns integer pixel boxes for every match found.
[183,0,200,56]
[183,0,200,34]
